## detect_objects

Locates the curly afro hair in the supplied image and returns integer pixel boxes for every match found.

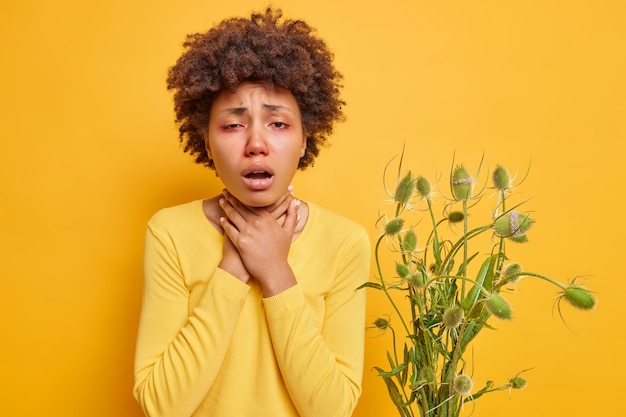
[166,7,345,170]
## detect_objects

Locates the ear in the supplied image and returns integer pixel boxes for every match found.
[205,137,212,160]
[300,135,307,158]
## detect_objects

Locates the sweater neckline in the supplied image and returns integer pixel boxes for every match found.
[192,199,315,251]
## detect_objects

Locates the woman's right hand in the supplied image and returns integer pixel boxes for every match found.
[217,186,298,284]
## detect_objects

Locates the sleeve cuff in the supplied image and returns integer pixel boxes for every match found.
[262,284,305,320]
[209,267,251,303]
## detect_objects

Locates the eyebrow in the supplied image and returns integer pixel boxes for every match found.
[219,104,294,115]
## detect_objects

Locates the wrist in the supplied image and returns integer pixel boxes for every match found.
[258,265,297,297]
[218,259,251,283]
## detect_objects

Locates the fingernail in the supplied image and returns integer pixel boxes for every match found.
[219,216,225,223]
[288,184,294,191]
[294,199,301,207]
[219,198,225,205]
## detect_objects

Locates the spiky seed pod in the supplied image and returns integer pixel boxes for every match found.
[373,317,390,331]
[442,305,464,331]
[451,164,473,200]
[415,175,432,199]
[503,262,524,284]
[509,234,529,243]
[562,285,596,310]
[395,262,410,279]
[447,211,464,223]
[510,375,527,390]
[394,172,415,206]
[384,217,404,236]
[485,292,513,320]
[402,229,417,252]
[408,271,427,290]
[452,374,473,396]
[492,164,511,191]
[493,211,534,240]
[418,366,436,386]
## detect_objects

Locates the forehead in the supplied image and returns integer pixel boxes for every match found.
[212,81,299,112]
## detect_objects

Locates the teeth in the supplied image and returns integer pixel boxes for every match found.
[245,171,271,179]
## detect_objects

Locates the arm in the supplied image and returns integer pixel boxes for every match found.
[263,228,370,417]
[133,221,250,417]
[219,193,370,415]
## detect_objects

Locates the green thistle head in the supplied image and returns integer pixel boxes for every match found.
[415,175,432,199]
[451,164,473,200]
[447,211,465,223]
[494,211,534,241]
[492,164,511,191]
[408,271,428,290]
[384,217,404,236]
[402,229,417,252]
[442,305,464,331]
[561,284,596,310]
[416,366,436,387]
[394,172,415,207]
[395,262,410,279]
[503,262,524,284]
[485,292,513,320]
[510,375,527,390]
[452,374,473,396]
[372,317,390,331]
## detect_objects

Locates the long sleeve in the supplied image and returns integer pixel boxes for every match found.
[133,217,250,417]
[263,226,370,417]
[132,201,371,417]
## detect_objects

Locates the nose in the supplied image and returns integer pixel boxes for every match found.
[245,125,269,156]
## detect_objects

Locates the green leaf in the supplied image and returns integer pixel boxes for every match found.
[462,254,497,314]
[401,344,409,385]
[433,237,442,271]
[376,363,408,378]
[374,367,412,417]
[356,281,383,291]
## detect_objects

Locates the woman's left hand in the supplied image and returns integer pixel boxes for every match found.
[219,190,299,296]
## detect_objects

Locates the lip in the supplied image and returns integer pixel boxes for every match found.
[241,163,275,191]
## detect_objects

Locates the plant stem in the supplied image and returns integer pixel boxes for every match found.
[374,235,412,338]
[439,225,492,275]
[460,199,469,301]
[494,190,507,283]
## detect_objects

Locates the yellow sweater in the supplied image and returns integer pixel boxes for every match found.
[133,200,370,417]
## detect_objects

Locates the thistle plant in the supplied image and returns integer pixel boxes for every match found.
[360,153,595,417]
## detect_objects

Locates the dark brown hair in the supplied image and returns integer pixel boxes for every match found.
[166,7,345,169]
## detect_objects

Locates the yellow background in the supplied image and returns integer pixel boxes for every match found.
[1,0,624,416]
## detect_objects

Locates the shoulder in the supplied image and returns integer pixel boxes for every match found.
[147,200,202,233]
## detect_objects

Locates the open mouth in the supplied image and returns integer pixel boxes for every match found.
[241,165,275,190]
[244,171,273,180]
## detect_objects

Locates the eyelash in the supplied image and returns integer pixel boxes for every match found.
[221,122,289,130]
[271,122,289,129]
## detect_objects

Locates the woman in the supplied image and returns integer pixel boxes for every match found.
[133,7,370,417]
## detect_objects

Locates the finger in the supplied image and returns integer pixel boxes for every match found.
[219,216,239,242]
[282,199,300,235]
[219,197,246,228]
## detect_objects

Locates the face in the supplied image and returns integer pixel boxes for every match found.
[206,81,306,207]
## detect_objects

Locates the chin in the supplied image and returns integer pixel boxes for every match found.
[237,192,277,208]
